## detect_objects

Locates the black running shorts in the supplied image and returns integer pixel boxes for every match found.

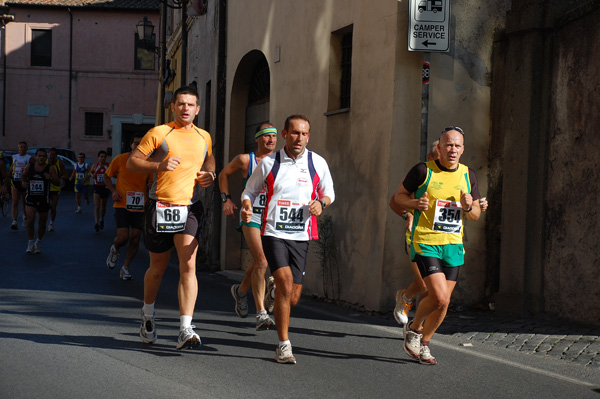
[143,198,203,253]
[262,235,309,285]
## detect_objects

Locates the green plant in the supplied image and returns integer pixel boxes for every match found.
[316,215,341,299]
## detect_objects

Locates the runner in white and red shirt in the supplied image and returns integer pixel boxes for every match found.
[241,114,335,364]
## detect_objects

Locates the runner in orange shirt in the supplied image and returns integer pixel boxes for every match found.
[127,85,216,350]
[104,134,151,280]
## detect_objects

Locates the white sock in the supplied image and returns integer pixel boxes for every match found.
[180,315,193,330]
[402,292,412,304]
[142,302,155,316]
[279,340,290,347]
[271,287,276,299]
[35,238,41,244]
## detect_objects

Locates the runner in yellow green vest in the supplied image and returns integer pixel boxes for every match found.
[394,126,484,365]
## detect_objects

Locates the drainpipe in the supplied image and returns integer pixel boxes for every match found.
[159,2,166,124]
[2,21,7,137]
[212,0,227,270]
[67,8,73,148]
[181,1,187,86]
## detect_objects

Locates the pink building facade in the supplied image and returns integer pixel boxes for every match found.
[0,1,160,159]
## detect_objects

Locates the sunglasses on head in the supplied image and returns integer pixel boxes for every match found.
[442,126,464,135]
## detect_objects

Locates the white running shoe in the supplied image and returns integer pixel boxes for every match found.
[394,289,413,325]
[33,240,41,254]
[419,344,437,365]
[11,221,18,230]
[231,284,248,318]
[176,326,201,349]
[75,207,82,214]
[256,312,275,331]
[264,276,276,314]
[26,241,34,253]
[120,266,132,280]
[403,321,422,359]
[139,311,157,344]
[106,245,119,269]
[275,343,296,364]
[47,223,54,232]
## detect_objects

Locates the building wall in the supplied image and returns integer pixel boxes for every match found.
[0,7,158,159]
[222,0,505,312]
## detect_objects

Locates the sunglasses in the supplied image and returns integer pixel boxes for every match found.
[442,126,464,135]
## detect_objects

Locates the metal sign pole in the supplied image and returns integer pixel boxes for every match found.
[420,53,430,162]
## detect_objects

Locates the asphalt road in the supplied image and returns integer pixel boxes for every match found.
[1,192,599,398]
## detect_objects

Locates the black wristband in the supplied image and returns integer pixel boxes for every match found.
[464,206,472,213]
[319,199,326,209]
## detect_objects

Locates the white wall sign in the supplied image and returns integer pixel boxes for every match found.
[408,0,450,52]
[27,104,49,117]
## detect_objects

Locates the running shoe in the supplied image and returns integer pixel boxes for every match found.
[33,241,41,254]
[176,326,201,349]
[275,343,296,364]
[47,223,54,232]
[94,223,100,232]
[139,311,157,344]
[403,321,422,359]
[419,344,437,365]
[256,312,275,331]
[99,220,104,230]
[120,266,132,280]
[11,221,18,230]
[231,284,248,318]
[394,289,412,325]
[25,241,34,253]
[264,276,275,313]
[75,207,82,214]
[106,245,119,269]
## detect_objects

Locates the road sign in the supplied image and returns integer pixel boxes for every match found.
[408,0,450,52]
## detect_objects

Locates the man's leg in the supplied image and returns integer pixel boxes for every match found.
[272,267,304,341]
[93,193,100,225]
[143,251,170,305]
[37,211,48,240]
[113,227,130,251]
[410,272,450,331]
[273,266,302,364]
[25,205,36,241]
[107,226,129,270]
[173,232,201,349]
[99,196,107,228]
[242,225,268,312]
[11,186,20,224]
[421,279,456,342]
[50,193,59,224]
[174,233,199,316]
[123,228,141,268]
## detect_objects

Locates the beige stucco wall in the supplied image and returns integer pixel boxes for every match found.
[222,0,508,312]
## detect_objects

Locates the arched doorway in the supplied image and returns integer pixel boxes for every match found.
[223,51,270,270]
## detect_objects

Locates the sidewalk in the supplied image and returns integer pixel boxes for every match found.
[436,308,600,368]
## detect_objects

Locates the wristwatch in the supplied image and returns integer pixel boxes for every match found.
[220,193,231,203]
[318,199,326,209]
